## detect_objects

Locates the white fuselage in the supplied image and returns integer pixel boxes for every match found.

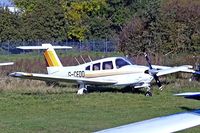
[47,57,153,87]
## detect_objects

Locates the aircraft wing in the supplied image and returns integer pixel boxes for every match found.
[94,110,200,133]
[0,62,14,66]
[156,65,194,76]
[151,65,171,70]
[175,92,200,100]
[9,72,117,85]
[194,71,200,75]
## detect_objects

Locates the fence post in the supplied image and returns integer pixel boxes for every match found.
[37,39,40,55]
[79,41,81,52]
[7,40,10,55]
[92,39,94,51]
[23,40,25,54]
[105,39,108,53]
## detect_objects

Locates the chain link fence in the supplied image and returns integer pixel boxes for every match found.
[0,40,118,55]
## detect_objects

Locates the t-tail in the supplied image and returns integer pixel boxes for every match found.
[17,43,72,67]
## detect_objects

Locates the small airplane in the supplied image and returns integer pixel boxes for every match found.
[9,44,193,96]
[94,93,200,133]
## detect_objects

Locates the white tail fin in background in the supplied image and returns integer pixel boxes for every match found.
[0,62,14,66]
[17,43,72,67]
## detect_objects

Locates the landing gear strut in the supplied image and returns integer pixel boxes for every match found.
[145,87,152,97]
[77,84,88,95]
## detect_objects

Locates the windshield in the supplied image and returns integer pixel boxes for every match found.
[115,58,132,68]
[124,57,135,65]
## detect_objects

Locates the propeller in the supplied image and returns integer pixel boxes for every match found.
[144,53,162,89]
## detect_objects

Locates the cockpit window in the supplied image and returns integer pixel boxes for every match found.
[93,63,100,71]
[86,65,90,70]
[115,58,131,68]
[103,61,113,70]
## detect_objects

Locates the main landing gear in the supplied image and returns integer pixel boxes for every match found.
[77,84,88,95]
[145,87,152,97]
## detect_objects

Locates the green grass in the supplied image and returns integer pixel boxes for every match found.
[0,80,200,133]
[0,53,199,133]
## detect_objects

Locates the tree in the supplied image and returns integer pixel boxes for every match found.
[13,0,37,13]
[61,0,141,40]
[118,0,164,56]
[12,0,151,41]
[0,7,22,41]
[13,0,67,41]
[162,0,200,53]
[118,0,200,57]
[61,0,106,41]
[87,0,140,40]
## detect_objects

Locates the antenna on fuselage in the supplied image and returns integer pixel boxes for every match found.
[80,55,86,63]
[88,55,92,62]
[74,57,80,65]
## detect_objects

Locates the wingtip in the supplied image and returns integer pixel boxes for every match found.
[9,72,33,77]
[174,92,200,100]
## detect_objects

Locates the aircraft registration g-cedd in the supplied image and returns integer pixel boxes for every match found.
[9,43,194,96]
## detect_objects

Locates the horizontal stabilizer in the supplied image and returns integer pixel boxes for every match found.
[0,62,14,66]
[17,43,72,50]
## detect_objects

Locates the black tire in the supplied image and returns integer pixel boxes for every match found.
[145,91,152,97]
[83,88,88,94]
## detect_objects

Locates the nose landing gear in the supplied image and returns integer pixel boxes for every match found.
[145,91,152,97]
[145,86,152,97]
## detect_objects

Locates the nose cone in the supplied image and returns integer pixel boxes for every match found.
[9,72,24,77]
[9,72,32,77]
[149,69,159,75]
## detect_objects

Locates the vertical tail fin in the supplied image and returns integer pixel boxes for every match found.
[17,43,72,67]
[43,46,63,67]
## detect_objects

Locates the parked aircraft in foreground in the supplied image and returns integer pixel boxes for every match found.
[9,44,193,96]
[94,93,200,133]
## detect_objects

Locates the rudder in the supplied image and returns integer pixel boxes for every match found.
[43,47,62,67]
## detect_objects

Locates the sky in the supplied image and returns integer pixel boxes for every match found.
[0,0,13,6]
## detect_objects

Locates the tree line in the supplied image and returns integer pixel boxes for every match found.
[119,0,200,56]
[0,0,199,55]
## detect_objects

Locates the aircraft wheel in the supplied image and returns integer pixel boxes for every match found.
[145,91,152,97]
[77,88,88,95]
[83,88,88,93]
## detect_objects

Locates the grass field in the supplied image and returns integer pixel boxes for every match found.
[0,78,200,133]
[0,53,199,133]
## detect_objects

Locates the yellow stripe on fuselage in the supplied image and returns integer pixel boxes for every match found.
[85,70,143,78]
[44,50,61,67]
